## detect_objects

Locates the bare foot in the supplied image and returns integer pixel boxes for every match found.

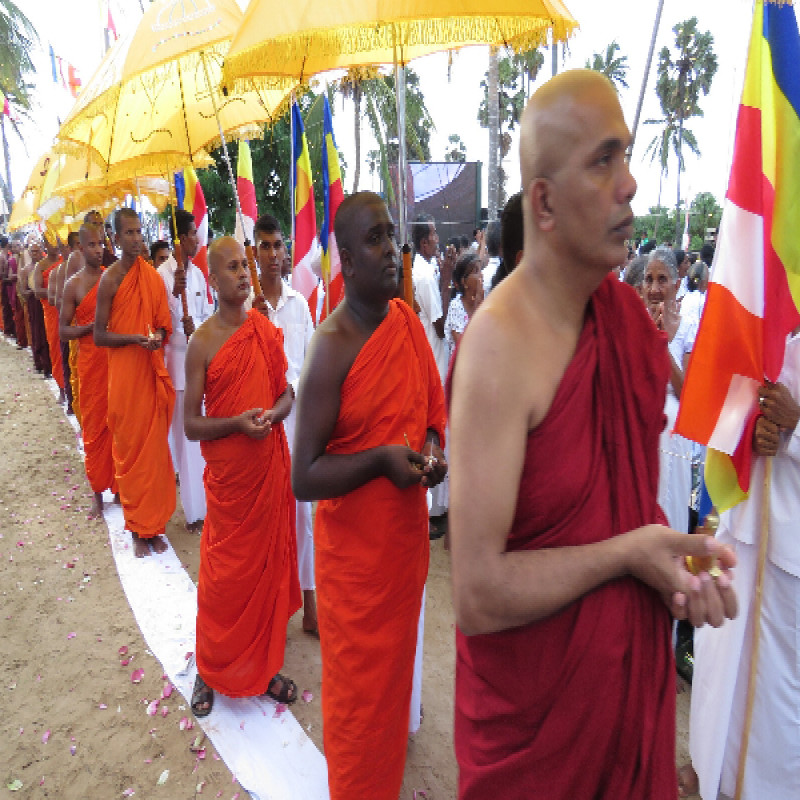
[186,519,204,534]
[149,535,168,555]
[678,763,699,797]
[88,492,104,519]
[131,532,151,558]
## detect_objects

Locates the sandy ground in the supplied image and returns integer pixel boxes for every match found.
[1,335,693,799]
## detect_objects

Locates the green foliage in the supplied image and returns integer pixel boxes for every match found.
[634,205,677,245]
[477,47,544,131]
[444,134,466,163]
[688,190,722,242]
[585,41,629,90]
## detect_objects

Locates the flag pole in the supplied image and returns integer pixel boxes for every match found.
[630,0,665,155]
[733,456,773,800]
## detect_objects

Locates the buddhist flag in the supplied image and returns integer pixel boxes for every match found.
[176,166,212,302]
[234,140,257,245]
[291,101,319,308]
[318,95,345,323]
[675,0,800,511]
[67,65,81,98]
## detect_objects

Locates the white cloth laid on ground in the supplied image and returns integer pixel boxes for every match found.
[158,257,213,525]
[690,332,800,800]
[264,281,316,590]
[658,315,697,533]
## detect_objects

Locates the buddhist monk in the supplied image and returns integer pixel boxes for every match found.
[22,239,51,376]
[183,236,300,717]
[447,70,738,799]
[7,240,27,349]
[52,230,82,415]
[94,207,175,557]
[32,236,65,398]
[291,192,447,799]
[59,224,117,518]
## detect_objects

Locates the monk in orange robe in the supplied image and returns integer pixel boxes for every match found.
[292,193,447,800]
[184,236,300,717]
[60,224,116,517]
[32,238,65,396]
[94,208,175,557]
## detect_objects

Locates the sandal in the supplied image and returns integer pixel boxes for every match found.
[191,674,214,718]
[266,673,298,705]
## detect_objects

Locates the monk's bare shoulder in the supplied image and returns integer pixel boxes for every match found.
[98,262,124,297]
[307,303,366,385]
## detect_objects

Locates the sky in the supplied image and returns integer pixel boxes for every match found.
[8,0,780,222]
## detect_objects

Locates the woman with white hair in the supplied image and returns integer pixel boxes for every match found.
[643,246,697,533]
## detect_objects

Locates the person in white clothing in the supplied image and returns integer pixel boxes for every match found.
[160,210,214,531]
[680,330,800,800]
[253,213,317,634]
[643,246,696,534]
[481,219,502,295]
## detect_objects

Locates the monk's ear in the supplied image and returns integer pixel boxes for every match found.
[529,177,556,233]
[340,246,355,279]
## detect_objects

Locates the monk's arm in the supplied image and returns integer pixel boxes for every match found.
[48,266,60,305]
[183,330,268,441]
[449,312,737,636]
[59,281,91,341]
[93,272,150,348]
[32,267,48,299]
[54,264,67,307]
[292,332,424,502]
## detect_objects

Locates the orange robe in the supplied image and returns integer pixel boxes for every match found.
[197,310,301,697]
[315,299,446,799]
[75,281,115,494]
[107,256,175,537]
[69,339,81,425]
[40,261,64,389]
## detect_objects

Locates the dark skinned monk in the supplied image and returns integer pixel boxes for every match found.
[184,236,300,717]
[94,208,175,558]
[60,224,117,519]
[292,192,447,800]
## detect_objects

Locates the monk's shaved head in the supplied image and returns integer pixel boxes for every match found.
[335,191,387,255]
[520,69,619,187]
[79,223,102,245]
[208,236,244,275]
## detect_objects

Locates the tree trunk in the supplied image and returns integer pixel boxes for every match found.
[352,83,361,193]
[487,47,500,220]
[675,111,684,245]
[654,168,665,240]
[1,115,13,212]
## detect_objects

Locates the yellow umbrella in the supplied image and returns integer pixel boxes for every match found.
[223,0,578,89]
[8,192,40,232]
[56,0,289,188]
[222,0,578,247]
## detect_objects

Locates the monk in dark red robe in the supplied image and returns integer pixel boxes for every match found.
[448,70,738,800]
[95,209,175,557]
[39,258,65,390]
[184,236,300,715]
[292,193,447,800]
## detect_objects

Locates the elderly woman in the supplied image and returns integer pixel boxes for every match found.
[643,246,697,533]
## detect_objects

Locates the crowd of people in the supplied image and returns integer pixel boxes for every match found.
[1,67,798,800]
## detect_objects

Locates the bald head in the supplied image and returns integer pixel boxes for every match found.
[335,191,388,255]
[520,69,620,187]
[208,236,244,275]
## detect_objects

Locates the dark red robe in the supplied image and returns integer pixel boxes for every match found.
[453,275,676,799]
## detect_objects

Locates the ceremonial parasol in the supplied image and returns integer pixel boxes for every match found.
[56,0,292,297]
[222,0,579,248]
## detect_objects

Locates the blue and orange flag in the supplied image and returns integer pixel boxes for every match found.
[291,101,319,307]
[175,166,212,302]
[319,95,345,322]
[675,0,800,510]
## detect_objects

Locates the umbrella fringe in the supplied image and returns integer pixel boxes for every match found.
[222,15,577,90]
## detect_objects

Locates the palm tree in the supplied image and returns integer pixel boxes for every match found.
[653,17,717,242]
[0,0,38,208]
[487,47,500,219]
[585,41,629,91]
[644,112,700,240]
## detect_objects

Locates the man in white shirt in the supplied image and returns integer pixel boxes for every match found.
[254,213,317,634]
[682,329,800,800]
[159,210,214,532]
[481,219,502,295]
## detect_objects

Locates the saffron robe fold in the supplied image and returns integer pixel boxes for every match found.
[68,339,81,425]
[197,310,301,697]
[107,256,175,536]
[454,276,677,799]
[40,262,64,388]
[75,281,115,494]
[315,299,446,800]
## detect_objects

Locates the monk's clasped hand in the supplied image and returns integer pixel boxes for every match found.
[421,441,448,489]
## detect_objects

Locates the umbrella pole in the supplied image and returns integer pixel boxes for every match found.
[166,165,190,322]
[392,29,408,247]
[199,51,262,298]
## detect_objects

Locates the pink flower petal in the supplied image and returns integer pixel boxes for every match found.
[161,682,173,699]
[70,746,77,756]
[146,701,159,716]
[67,632,76,640]
[42,730,51,744]
[131,669,144,684]
[301,690,313,703]
[273,703,287,718]
[120,658,130,666]
[122,790,135,798]
[118,646,128,656]
[160,706,169,717]
[98,704,107,710]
